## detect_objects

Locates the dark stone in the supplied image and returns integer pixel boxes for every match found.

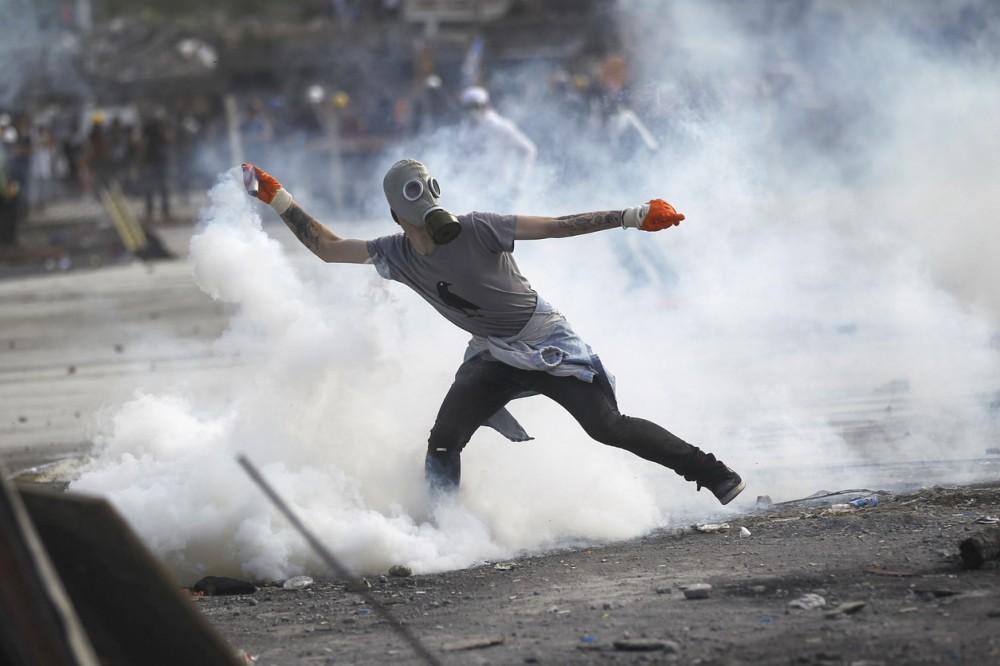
[192,576,257,596]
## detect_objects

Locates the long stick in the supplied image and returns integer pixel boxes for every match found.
[236,455,442,666]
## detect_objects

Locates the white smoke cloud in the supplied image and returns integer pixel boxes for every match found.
[71,1,999,582]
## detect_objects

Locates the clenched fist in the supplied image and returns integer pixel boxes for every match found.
[622,199,685,231]
[242,163,292,213]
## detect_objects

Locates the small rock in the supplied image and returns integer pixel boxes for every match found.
[788,593,826,611]
[655,585,672,595]
[694,523,730,533]
[612,639,680,653]
[825,601,866,617]
[493,562,516,571]
[346,578,371,593]
[683,583,712,599]
[750,585,767,594]
[740,526,752,538]
[282,575,313,590]
[442,636,504,652]
[388,565,412,578]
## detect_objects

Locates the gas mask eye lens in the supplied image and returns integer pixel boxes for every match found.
[403,179,424,202]
[428,177,441,197]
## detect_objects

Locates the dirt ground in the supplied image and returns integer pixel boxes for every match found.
[196,483,1000,666]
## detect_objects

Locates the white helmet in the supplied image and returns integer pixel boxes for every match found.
[460,86,490,108]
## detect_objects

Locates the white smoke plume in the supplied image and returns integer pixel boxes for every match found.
[71,1,999,583]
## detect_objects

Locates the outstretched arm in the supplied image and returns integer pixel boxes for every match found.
[244,164,369,264]
[515,211,624,240]
[278,203,370,263]
[514,199,685,241]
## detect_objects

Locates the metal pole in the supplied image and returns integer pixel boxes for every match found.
[236,455,443,666]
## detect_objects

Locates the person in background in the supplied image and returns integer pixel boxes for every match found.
[30,125,56,211]
[0,120,18,250]
[457,86,537,200]
[0,116,30,250]
[140,110,172,221]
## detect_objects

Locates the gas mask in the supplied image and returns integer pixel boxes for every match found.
[383,159,461,245]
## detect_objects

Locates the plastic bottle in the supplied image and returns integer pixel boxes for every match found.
[848,495,879,508]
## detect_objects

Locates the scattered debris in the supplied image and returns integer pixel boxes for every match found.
[441,636,504,652]
[493,562,516,571]
[388,565,412,578]
[346,578,372,593]
[739,526,752,538]
[826,504,855,514]
[788,593,826,611]
[282,575,313,590]
[682,583,712,599]
[236,649,258,663]
[612,639,679,653]
[913,588,959,601]
[192,576,257,596]
[848,496,880,509]
[655,585,672,595]
[864,566,918,578]
[694,522,730,533]
[974,515,999,525]
[959,529,1000,569]
[774,488,884,507]
[824,601,866,617]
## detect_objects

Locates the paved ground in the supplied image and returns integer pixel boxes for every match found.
[0,226,229,472]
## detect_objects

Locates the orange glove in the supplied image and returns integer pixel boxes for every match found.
[242,163,292,213]
[622,198,685,231]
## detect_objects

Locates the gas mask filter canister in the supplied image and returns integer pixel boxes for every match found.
[383,159,461,245]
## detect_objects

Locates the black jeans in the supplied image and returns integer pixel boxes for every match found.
[425,354,712,493]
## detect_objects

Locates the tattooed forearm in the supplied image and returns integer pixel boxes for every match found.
[280,203,328,253]
[552,210,624,237]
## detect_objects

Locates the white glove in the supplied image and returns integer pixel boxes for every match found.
[621,203,650,229]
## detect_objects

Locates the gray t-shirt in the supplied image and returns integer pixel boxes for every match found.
[366,212,538,338]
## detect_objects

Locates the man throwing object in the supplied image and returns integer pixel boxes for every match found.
[242,159,746,505]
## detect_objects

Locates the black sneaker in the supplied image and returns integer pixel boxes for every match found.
[696,455,746,505]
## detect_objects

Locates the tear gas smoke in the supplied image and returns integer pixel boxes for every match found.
[71,1,1000,583]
